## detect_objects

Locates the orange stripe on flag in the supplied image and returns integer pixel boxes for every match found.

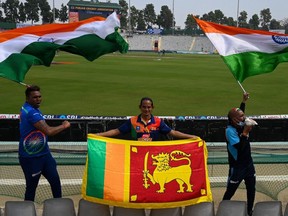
[104,142,126,201]
[194,17,279,36]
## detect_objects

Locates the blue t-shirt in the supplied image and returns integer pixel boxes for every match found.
[225,125,252,167]
[19,102,50,157]
[225,125,240,161]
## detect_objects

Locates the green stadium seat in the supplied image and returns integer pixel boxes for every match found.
[183,202,215,216]
[216,200,246,216]
[4,201,36,216]
[253,201,282,216]
[77,199,111,216]
[42,198,76,216]
[150,207,182,216]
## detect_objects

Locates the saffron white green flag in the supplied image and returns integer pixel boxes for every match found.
[0,12,128,83]
[195,17,288,83]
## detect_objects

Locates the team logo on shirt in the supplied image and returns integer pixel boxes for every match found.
[23,130,46,155]
[136,126,140,131]
[138,134,152,141]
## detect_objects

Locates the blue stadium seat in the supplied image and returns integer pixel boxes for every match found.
[216,200,246,216]
[183,202,215,216]
[253,201,282,216]
[77,199,111,216]
[4,201,36,216]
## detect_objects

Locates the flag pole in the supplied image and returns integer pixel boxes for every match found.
[237,80,246,93]
[19,82,30,87]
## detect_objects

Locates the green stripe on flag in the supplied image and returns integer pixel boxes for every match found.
[22,41,62,66]
[62,32,127,62]
[0,53,42,83]
[223,47,288,82]
[0,42,61,83]
[87,138,106,198]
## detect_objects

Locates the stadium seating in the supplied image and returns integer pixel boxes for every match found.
[215,200,247,216]
[77,198,111,216]
[183,202,215,216]
[4,200,36,216]
[0,198,288,216]
[4,199,288,216]
[112,206,146,216]
[124,35,215,53]
[252,201,283,216]
[42,198,76,216]
[150,207,182,216]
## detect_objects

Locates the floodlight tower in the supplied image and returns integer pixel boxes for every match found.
[53,0,55,23]
[128,0,132,36]
[172,0,175,35]
[236,0,240,27]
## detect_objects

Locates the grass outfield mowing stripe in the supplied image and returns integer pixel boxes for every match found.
[1,52,288,116]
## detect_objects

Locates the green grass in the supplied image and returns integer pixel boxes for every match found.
[1,51,288,116]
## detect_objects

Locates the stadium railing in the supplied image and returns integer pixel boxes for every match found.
[1,115,288,203]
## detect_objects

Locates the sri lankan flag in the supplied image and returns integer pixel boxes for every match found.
[82,134,212,208]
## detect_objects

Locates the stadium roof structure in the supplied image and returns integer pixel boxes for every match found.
[67,0,121,9]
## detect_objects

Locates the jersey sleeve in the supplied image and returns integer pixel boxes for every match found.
[159,119,172,134]
[226,127,240,146]
[27,109,44,125]
[118,119,132,134]
[240,102,246,113]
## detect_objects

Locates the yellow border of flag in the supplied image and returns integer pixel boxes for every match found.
[82,134,213,208]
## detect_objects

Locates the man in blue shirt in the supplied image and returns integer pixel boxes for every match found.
[222,92,256,216]
[97,97,198,141]
[19,85,70,201]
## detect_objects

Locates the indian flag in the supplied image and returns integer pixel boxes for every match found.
[195,17,288,82]
[82,134,212,208]
[0,12,128,83]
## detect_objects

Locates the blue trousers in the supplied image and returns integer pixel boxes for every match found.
[223,162,256,215]
[19,153,61,201]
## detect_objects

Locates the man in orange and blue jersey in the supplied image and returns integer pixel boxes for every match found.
[97,97,198,141]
